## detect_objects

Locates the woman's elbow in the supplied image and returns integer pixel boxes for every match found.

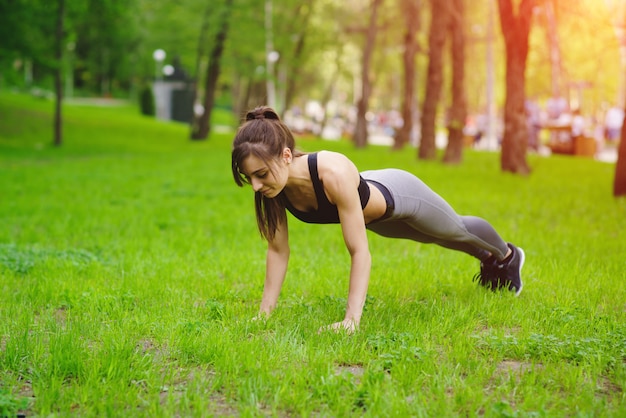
[269,242,290,258]
[349,246,371,262]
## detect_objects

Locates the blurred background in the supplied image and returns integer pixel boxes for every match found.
[0,0,625,164]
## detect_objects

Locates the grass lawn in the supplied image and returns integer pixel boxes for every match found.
[1,91,625,417]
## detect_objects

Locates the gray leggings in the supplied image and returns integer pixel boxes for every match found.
[362,169,509,261]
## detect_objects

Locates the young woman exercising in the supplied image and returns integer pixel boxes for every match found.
[231,106,525,333]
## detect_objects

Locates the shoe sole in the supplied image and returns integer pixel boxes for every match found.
[514,247,525,297]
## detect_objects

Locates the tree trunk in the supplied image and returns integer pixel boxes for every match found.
[443,0,466,164]
[353,0,382,148]
[614,7,626,197]
[498,0,534,175]
[614,114,626,196]
[283,30,307,115]
[393,0,420,150]
[191,0,233,141]
[283,0,313,114]
[319,46,344,136]
[53,0,64,147]
[189,6,212,138]
[419,0,448,160]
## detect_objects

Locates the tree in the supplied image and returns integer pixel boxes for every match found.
[0,0,69,146]
[442,0,467,164]
[393,0,421,149]
[191,0,233,140]
[497,0,535,175]
[53,0,65,146]
[353,0,383,148]
[0,1,32,83]
[419,0,448,160]
[281,0,315,114]
[418,0,468,163]
[0,0,65,89]
[71,0,141,97]
[318,44,345,135]
[614,1,626,197]
[615,116,626,196]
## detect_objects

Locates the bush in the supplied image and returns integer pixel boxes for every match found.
[139,84,155,116]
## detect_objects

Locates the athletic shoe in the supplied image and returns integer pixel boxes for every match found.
[473,257,502,290]
[473,243,524,296]
[500,243,524,296]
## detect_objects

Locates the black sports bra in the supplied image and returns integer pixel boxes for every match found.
[283,153,370,224]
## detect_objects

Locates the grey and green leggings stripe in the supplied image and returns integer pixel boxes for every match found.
[361,169,509,261]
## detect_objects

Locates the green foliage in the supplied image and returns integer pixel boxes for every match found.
[0,388,29,417]
[72,0,142,95]
[0,92,625,416]
[0,0,55,62]
[0,243,99,275]
[0,0,622,117]
[526,0,621,112]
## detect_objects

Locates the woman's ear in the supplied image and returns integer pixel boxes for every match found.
[282,147,293,164]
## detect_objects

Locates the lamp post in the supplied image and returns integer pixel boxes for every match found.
[266,50,280,109]
[153,49,166,81]
[265,0,280,109]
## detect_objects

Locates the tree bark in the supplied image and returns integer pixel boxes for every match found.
[53,0,65,147]
[353,0,383,148]
[498,0,534,175]
[614,114,626,196]
[443,0,466,164]
[419,0,449,160]
[191,0,233,141]
[393,0,420,150]
[614,6,626,197]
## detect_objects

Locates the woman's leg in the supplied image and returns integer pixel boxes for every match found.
[363,169,509,261]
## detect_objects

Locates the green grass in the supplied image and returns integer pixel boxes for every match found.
[1,91,625,417]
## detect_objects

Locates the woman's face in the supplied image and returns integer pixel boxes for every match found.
[240,153,289,198]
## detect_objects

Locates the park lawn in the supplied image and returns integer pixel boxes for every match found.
[0,92,625,417]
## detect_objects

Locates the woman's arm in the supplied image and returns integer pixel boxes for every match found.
[259,218,290,316]
[319,152,371,332]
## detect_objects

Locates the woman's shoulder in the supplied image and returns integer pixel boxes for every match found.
[316,151,359,180]
[317,150,353,166]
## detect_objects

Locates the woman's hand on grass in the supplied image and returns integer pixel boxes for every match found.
[318,319,358,335]
[251,311,270,322]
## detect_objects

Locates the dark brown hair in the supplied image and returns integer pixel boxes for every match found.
[231,106,304,241]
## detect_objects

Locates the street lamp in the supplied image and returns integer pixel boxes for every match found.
[153,49,166,81]
[163,64,174,77]
[267,51,280,64]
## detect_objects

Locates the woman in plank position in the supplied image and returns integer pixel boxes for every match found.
[231,106,525,333]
